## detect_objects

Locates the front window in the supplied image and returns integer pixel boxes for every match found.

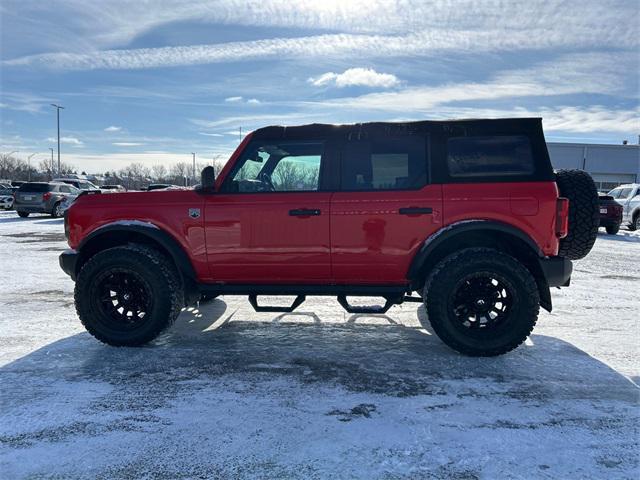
[226,142,323,193]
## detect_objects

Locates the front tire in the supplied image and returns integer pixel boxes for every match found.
[17,211,29,218]
[75,245,183,346]
[422,248,539,357]
[629,214,639,231]
[605,225,619,235]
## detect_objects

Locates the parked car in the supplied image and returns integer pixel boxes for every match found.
[0,186,14,210]
[101,184,127,192]
[598,193,623,234]
[53,178,100,191]
[608,184,640,231]
[10,181,25,188]
[146,183,176,191]
[60,118,600,356]
[14,182,81,217]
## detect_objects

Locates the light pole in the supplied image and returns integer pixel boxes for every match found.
[50,104,64,174]
[27,153,38,182]
[191,152,196,185]
[49,148,54,175]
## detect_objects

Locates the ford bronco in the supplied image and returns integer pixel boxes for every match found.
[60,118,599,356]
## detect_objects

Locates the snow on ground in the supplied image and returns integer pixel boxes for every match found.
[0,208,638,479]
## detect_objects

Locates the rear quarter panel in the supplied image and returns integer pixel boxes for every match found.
[443,181,559,256]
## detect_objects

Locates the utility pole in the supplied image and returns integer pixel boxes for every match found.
[191,152,196,185]
[50,104,64,174]
[49,148,54,175]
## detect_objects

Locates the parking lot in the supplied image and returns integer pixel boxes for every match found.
[0,209,638,478]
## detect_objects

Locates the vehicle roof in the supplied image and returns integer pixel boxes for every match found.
[251,117,545,141]
[610,184,639,189]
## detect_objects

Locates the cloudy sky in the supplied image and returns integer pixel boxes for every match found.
[1,0,638,172]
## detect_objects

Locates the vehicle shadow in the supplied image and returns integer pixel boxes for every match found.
[0,213,51,224]
[2,299,637,403]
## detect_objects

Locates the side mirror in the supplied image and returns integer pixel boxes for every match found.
[199,166,216,193]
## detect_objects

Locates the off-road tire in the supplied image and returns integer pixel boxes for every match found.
[17,211,29,218]
[605,225,619,235]
[422,248,539,357]
[75,244,183,346]
[555,169,599,259]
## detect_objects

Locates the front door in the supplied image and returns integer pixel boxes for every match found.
[204,139,333,283]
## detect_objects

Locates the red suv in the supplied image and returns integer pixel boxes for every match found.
[60,118,599,356]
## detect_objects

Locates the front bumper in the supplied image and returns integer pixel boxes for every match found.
[540,256,572,287]
[59,249,79,281]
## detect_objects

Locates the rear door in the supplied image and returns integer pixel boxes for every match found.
[330,134,443,284]
[204,139,335,283]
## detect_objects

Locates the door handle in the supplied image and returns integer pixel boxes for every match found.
[289,208,321,216]
[398,207,433,215]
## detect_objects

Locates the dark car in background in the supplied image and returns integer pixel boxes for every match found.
[598,193,623,234]
[14,182,81,218]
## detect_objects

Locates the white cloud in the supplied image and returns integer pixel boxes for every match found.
[198,132,224,137]
[309,68,399,88]
[5,23,638,71]
[104,125,122,132]
[225,96,243,102]
[112,142,144,146]
[3,1,637,54]
[46,136,83,146]
[247,98,261,104]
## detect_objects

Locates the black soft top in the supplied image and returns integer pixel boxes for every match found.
[251,118,546,142]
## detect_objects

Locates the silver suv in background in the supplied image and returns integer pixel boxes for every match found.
[608,184,640,231]
[14,182,81,218]
[53,178,100,191]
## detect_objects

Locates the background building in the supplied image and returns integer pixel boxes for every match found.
[547,142,640,191]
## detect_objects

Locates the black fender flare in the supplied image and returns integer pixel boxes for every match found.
[76,222,197,286]
[407,220,553,311]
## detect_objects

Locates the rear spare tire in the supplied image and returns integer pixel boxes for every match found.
[555,169,599,260]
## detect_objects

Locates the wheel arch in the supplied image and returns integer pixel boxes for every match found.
[407,220,553,311]
[75,223,198,302]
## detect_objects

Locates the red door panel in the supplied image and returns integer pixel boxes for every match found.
[331,186,443,284]
[204,192,331,283]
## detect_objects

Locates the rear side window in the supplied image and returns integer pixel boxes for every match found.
[59,185,71,193]
[618,188,632,198]
[19,183,52,192]
[447,135,534,178]
[341,136,427,190]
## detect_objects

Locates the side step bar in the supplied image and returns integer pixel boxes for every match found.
[248,294,306,313]
[246,293,422,314]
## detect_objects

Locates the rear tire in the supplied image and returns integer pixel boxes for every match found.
[629,214,639,231]
[17,211,29,218]
[51,202,63,218]
[422,248,539,357]
[605,225,619,235]
[75,245,183,346]
[555,169,599,259]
